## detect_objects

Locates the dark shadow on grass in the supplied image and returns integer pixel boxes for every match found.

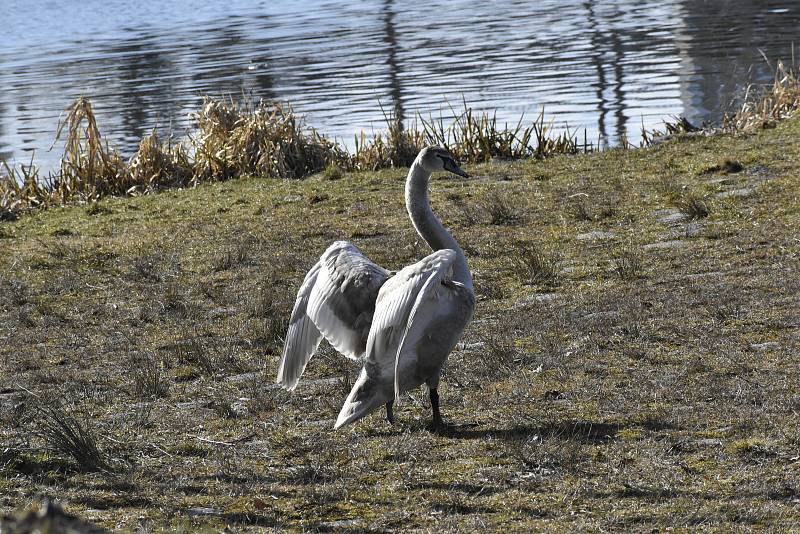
[218,511,278,528]
[407,481,504,497]
[310,524,387,534]
[72,495,153,509]
[427,420,624,442]
[430,501,496,515]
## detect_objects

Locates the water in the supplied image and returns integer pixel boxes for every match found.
[2,0,798,171]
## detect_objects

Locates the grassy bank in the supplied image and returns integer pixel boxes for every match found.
[1,101,799,530]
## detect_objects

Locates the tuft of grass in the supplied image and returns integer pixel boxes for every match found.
[53,97,130,201]
[27,397,110,472]
[213,241,250,272]
[245,286,289,352]
[511,429,583,474]
[569,199,593,221]
[613,245,644,280]
[726,438,777,459]
[484,190,520,225]
[515,242,561,286]
[161,283,191,318]
[725,61,800,131]
[1,157,50,214]
[674,191,711,219]
[129,352,169,399]
[353,110,424,170]
[421,103,580,162]
[321,162,345,180]
[191,96,347,181]
[701,159,744,175]
[169,336,218,377]
[481,335,526,379]
[128,129,193,193]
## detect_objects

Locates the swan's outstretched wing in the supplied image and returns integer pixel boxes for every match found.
[277,241,390,390]
[277,261,324,390]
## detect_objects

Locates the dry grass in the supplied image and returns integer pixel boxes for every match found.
[191,97,347,180]
[673,191,711,219]
[25,397,111,473]
[0,97,589,220]
[421,103,580,162]
[53,97,130,200]
[725,61,800,131]
[612,245,644,280]
[483,190,521,225]
[515,242,562,286]
[352,110,425,170]
[128,129,193,193]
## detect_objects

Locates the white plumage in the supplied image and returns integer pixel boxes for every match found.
[277,146,475,429]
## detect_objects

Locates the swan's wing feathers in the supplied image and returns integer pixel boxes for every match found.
[307,241,390,359]
[394,280,475,397]
[278,242,389,390]
[364,249,457,379]
[277,261,325,390]
[391,251,460,400]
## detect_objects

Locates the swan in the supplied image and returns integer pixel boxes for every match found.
[277,146,475,429]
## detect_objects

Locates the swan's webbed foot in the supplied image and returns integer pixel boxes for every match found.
[385,400,396,425]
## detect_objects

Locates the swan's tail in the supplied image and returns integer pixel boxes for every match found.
[334,369,388,429]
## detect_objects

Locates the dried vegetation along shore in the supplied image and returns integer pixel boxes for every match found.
[3,61,797,222]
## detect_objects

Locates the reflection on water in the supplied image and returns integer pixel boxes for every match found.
[1,0,798,170]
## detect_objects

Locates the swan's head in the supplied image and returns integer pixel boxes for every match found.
[417,146,469,178]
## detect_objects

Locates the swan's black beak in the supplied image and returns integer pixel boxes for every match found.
[443,158,469,178]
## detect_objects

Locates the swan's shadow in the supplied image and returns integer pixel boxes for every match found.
[419,418,668,442]
[366,414,674,441]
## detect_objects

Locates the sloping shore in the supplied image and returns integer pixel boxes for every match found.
[1,116,798,531]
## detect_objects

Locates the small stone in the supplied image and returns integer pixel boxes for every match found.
[652,209,687,225]
[694,438,723,447]
[715,187,755,199]
[576,231,616,241]
[750,342,780,351]
[187,507,221,517]
[643,240,687,250]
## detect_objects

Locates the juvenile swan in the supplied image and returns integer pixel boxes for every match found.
[277,147,475,429]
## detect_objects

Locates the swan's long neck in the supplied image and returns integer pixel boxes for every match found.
[405,161,473,291]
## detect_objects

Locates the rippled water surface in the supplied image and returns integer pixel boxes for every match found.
[2,0,799,170]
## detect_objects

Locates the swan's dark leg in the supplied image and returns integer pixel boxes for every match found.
[385,401,395,425]
[430,388,443,428]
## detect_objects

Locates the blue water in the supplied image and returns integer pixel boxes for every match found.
[1,0,798,171]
